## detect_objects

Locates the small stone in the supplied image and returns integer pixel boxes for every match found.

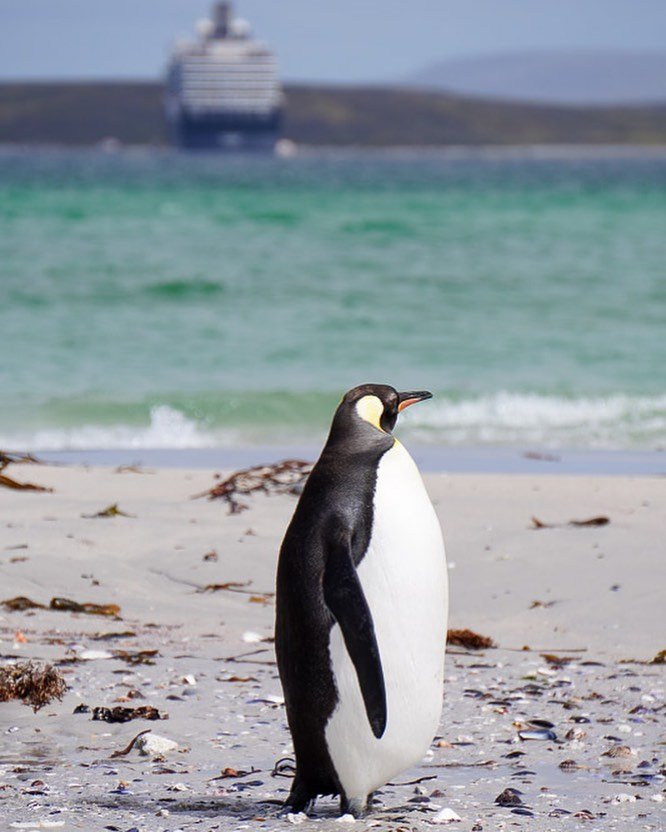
[181,674,197,686]
[242,631,263,643]
[559,759,581,771]
[431,807,462,823]
[135,733,179,757]
[601,745,635,759]
[611,793,637,804]
[286,813,307,825]
[495,788,523,807]
[79,649,113,660]
[336,815,356,824]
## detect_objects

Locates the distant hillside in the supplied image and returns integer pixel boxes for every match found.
[410,50,666,105]
[1,81,666,147]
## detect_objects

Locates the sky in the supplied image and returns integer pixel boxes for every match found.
[1,0,665,83]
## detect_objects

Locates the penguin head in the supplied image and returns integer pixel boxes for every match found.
[336,383,432,435]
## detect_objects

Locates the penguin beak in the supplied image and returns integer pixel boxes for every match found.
[397,390,432,412]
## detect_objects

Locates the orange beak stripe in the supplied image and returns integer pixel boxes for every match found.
[398,397,421,412]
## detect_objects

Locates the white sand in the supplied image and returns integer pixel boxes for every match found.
[0,462,664,830]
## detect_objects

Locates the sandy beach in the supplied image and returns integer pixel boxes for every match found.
[0,459,664,830]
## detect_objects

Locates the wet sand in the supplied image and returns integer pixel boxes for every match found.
[0,461,664,830]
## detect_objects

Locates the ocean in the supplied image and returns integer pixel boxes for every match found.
[1,146,665,454]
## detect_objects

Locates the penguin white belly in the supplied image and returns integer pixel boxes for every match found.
[325,440,448,801]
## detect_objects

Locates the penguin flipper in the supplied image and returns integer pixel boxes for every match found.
[323,534,387,739]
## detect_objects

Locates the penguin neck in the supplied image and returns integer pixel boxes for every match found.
[324,409,395,456]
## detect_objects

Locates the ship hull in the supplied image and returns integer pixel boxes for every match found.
[170,110,281,151]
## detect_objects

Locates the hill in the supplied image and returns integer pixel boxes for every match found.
[409,50,666,105]
[1,81,666,147]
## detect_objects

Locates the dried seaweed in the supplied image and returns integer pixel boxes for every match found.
[541,653,575,667]
[92,705,166,723]
[49,597,121,617]
[91,630,136,641]
[192,459,313,514]
[1,595,120,618]
[0,450,45,466]
[620,648,666,666]
[531,515,610,529]
[447,629,496,650]
[81,503,135,518]
[200,580,253,593]
[112,649,159,666]
[0,661,67,711]
[209,766,260,781]
[0,454,52,493]
[1,596,46,612]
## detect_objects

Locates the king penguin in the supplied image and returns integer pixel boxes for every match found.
[275,383,448,817]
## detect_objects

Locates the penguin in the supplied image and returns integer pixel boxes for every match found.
[275,383,448,817]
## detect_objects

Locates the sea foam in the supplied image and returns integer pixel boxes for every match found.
[1,394,665,452]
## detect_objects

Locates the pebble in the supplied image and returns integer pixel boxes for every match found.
[431,808,462,823]
[135,733,179,757]
[336,815,356,824]
[242,631,263,643]
[601,745,635,759]
[285,813,307,825]
[610,793,637,804]
[79,649,113,660]
[495,788,523,807]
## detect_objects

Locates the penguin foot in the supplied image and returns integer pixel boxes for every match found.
[278,780,316,817]
[277,800,314,818]
[340,794,368,818]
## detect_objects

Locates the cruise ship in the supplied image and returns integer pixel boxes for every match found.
[165,2,282,150]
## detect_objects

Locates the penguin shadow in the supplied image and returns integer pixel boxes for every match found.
[83,790,427,824]
[79,793,283,821]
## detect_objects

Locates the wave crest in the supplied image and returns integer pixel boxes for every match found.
[1,393,664,451]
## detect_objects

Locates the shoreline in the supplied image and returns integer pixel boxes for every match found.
[35,444,666,476]
[2,141,666,157]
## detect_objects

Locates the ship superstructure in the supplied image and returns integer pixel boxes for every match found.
[166,2,282,150]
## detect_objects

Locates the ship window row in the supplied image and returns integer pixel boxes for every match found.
[181,95,281,106]
[182,104,280,114]
[180,80,280,92]
[179,57,277,67]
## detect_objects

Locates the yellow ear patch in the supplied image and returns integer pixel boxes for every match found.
[355,395,384,431]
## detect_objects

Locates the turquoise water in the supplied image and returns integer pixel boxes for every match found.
[1,147,665,450]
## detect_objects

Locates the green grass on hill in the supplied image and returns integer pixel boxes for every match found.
[1,81,665,146]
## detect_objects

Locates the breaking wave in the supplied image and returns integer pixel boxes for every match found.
[0,406,227,451]
[0,394,665,452]
[402,391,666,448]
